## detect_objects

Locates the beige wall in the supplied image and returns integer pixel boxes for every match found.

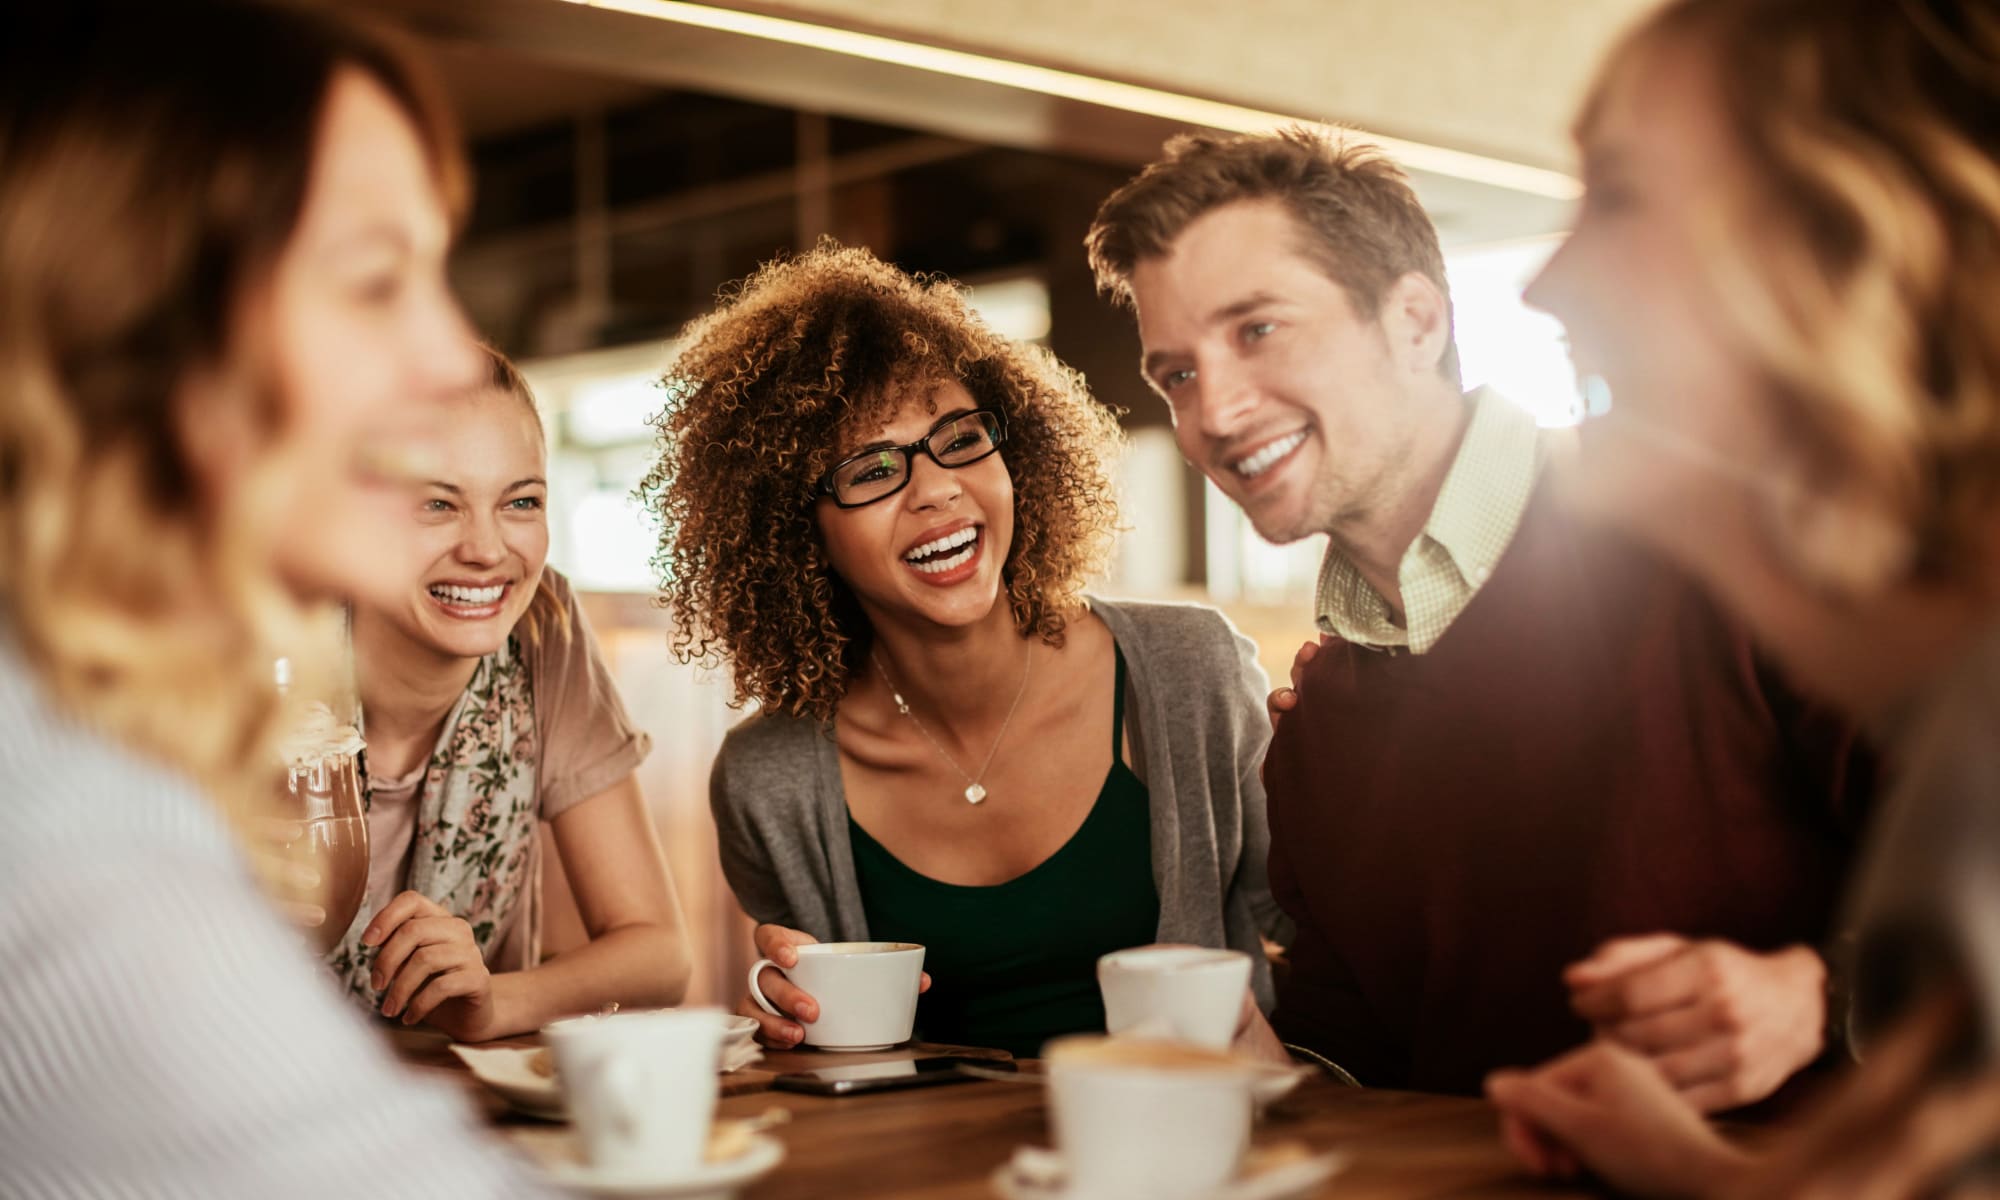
[745,0,1658,170]
[544,595,756,1010]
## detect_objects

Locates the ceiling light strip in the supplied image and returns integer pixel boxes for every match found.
[556,0,1580,199]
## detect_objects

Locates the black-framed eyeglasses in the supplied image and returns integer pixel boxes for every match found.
[815,408,1008,509]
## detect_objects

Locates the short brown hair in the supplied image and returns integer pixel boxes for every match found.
[638,242,1124,721]
[1086,125,1460,383]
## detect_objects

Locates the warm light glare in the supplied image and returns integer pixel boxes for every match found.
[556,0,1581,200]
[1450,238,1583,428]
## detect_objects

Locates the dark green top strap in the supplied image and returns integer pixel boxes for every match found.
[848,642,1159,1058]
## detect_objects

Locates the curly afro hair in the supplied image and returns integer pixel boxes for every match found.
[637,242,1125,720]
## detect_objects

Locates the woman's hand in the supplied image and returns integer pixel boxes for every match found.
[740,924,821,1048]
[363,890,499,1042]
[740,924,931,1048]
[1566,934,1828,1112]
[1485,1039,1750,1198]
[1265,637,1324,734]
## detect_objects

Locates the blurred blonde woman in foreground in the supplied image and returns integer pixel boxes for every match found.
[0,2,553,1194]
[1483,1,2000,1195]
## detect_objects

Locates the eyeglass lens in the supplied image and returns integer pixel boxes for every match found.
[829,411,1000,505]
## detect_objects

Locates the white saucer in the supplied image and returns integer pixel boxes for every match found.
[1249,1063,1312,1111]
[451,1044,565,1120]
[990,1145,1345,1200]
[453,1017,763,1121]
[539,1133,784,1199]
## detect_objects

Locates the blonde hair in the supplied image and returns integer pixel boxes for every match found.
[0,2,465,818]
[473,341,570,650]
[1590,0,2000,591]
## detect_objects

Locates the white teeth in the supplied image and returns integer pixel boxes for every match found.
[908,542,977,575]
[902,527,979,564]
[1232,432,1307,480]
[430,584,504,606]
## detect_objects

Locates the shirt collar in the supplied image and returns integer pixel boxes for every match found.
[1423,385,1543,586]
[1313,386,1544,648]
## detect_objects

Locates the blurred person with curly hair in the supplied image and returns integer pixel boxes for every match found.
[640,243,1290,1058]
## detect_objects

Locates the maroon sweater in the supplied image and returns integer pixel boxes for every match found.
[1264,482,1869,1095]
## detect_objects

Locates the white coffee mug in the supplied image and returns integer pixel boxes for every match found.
[543,1007,728,1173]
[1045,1036,1256,1200]
[747,941,925,1051]
[1098,946,1252,1049]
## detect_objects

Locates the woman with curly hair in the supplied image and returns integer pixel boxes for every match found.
[641,243,1289,1057]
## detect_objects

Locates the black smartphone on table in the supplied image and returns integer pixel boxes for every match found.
[770,1055,1013,1096]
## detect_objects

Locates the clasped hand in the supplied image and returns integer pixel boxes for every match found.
[1566,933,1827,1113]
[362,891,499,1042]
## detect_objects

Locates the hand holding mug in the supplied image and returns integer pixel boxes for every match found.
[738,924,820,1048]
[738,924,930,1048]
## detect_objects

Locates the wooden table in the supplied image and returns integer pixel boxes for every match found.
[394,1027,1597,1198]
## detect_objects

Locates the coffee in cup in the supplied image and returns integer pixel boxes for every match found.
[748,941,925,1051]
[1044,1035,1257,1199]
[543,1007,728,1174]
[1097,946,1252,1049]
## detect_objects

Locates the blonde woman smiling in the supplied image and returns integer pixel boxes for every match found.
[337,348,691,1041]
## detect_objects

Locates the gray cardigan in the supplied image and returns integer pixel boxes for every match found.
[709,596,1293,1010]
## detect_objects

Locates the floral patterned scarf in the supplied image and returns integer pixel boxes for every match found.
[328,636,540,1006]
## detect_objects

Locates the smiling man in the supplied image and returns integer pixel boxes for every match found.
[1085,127,1871,1110]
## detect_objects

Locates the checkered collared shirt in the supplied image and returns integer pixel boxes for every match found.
[1314,387,1543,654]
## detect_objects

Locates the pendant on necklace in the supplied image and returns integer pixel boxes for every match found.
[963,783,987,805]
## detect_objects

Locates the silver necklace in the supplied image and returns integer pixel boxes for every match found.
[872,642,1034,805]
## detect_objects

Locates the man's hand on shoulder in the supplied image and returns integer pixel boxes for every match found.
[1565,933,1828,1113]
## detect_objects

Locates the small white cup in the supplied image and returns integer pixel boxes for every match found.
[1097,946,1252,1049]
[543,1007,728,1174]
[1045,1036,1256,1200]
[748,941,925,1051]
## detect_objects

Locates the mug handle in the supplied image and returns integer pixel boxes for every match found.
[747,957,787,1018]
